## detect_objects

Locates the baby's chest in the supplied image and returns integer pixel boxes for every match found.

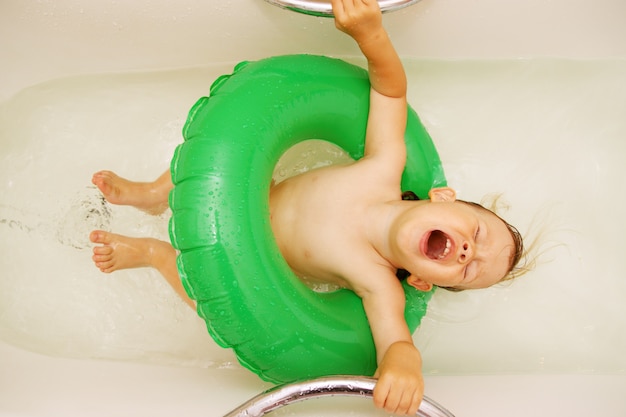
[286,230,376,289]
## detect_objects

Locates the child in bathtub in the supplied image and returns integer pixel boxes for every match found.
[89,0,524,415]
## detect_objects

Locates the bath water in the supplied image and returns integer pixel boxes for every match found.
[1,59,625,376]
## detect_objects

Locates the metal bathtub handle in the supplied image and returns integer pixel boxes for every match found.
[224,375,455,417]
[264,0,423,16]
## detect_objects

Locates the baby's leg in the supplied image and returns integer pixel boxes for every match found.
[90,230,195,309]
[92,170,172,215]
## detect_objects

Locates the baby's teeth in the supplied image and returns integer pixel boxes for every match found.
[438,238,451,259]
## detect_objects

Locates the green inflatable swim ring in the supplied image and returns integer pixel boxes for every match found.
[169,54,446,384]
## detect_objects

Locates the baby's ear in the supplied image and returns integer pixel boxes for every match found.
[407,275,433,292]
[428,187,457,202]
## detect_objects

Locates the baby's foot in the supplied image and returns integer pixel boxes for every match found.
[90,230,169,273]
[91,170,169,215]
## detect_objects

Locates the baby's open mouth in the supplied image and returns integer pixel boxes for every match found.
[426,230,452,260]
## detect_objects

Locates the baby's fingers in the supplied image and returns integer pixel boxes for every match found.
[373,380,423,415]
[403,388,423,416]
[373,379,403,415]
[330,0,349,33]
[372,376,392,410]
[330,0,344,16]
[331,0,381,32]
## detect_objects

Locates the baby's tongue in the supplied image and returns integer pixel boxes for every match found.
[426,230,447,259]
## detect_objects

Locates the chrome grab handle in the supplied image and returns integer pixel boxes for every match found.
[224,375,455,416]
[263,0,423,16]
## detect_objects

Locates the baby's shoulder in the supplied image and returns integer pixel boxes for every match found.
[336,249,400,293]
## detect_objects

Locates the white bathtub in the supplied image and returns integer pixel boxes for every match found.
[1,0,625,416]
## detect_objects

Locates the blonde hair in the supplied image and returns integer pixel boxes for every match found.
[468,195,526,280]
[475,193,541,282]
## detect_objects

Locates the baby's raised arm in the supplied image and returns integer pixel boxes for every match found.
[331,0,407,171]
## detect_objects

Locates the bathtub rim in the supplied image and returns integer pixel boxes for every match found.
[2,340,625,417]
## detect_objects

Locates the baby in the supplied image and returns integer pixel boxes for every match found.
[90,0,524,414]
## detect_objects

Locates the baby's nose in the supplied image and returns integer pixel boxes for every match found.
[458,241,474,263]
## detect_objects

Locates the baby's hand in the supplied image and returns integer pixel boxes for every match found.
[373,341,424,415]
[331,0,383,44]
